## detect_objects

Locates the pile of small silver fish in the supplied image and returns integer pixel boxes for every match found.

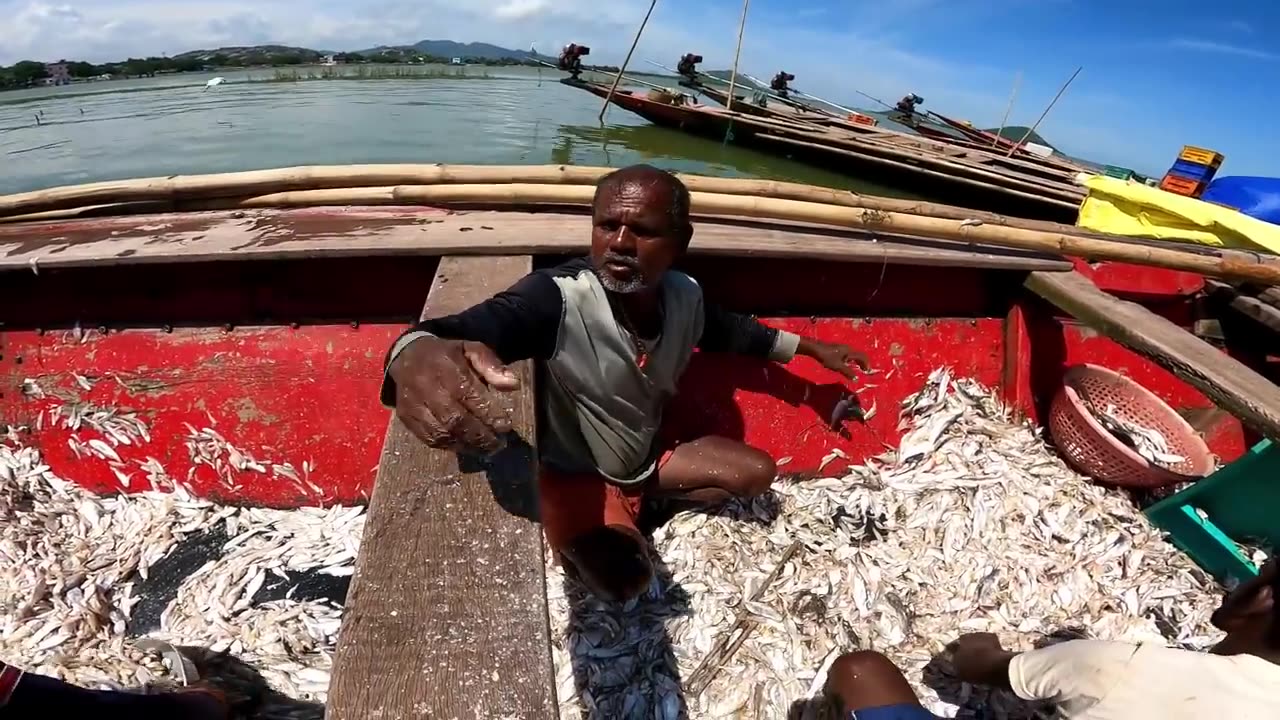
[545,369,1224,719]
[1089,403,1186,468]
[0,421,361,719]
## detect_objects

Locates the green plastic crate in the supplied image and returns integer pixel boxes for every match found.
[1145,439,1278,586]
[1103,165,1135,181]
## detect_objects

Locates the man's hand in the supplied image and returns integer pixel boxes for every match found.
[389,336,521,454]
[797,338,871,380]
[948,632,1016,689]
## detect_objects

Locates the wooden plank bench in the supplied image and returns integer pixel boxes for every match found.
[1026,270,1280,440]
[328,255,558,719]
[0,209,1073,273]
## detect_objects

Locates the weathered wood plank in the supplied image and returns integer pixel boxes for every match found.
[328,255,557,719]
[1026,270,1280,440]
[0,208,1074,272]
[1205,280,1280,335]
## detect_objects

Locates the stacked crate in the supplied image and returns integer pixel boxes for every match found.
[1160,146,1224,198]
[1103,165,1136,181]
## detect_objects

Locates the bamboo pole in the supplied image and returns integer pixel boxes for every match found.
[725,0,750,113]
[756,135,1080,211]
[740,73,847,116]
[24,182,1273,284]
[535,57,672,94]
[854,90,895,111]
[0,163,1102,235]
[0,163,1080,229]
[0,164,1254,261]
[599,0,659,123]
[757,125,1083,201]
[1009,66,1081,157]
[993,71,1022,148]
[0,159,1080,221]
[0,162,1162,245]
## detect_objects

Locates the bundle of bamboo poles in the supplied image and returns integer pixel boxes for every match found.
[2,164,1277,285]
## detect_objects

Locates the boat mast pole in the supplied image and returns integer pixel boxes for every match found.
[1008,66,1080,157]
[992,70,1022,147]
[599,0,659,123]
[725,0,751,113]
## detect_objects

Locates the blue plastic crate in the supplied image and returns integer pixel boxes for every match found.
[1167,159,1220,184]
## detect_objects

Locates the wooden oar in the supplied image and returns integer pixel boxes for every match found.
[600,0,659,122]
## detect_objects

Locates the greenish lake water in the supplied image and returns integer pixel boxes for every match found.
[0,65,918,198]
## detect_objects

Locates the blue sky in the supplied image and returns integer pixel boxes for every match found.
[1,0,1275,176]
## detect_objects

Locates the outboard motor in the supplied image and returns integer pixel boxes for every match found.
[896,93,924,115]
[770,71,796,97]
[558,44,591,78]
[677,53,704,79]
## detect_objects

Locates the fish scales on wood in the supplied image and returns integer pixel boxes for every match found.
[1026,271,1280,441]
[327,255,558,720]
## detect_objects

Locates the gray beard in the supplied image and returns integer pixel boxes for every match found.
[594,253,646,294]
[596,269,646,294]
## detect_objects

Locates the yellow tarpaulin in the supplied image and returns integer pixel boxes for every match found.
[1075,174,1280,255]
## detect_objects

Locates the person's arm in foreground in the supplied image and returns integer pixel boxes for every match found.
[951,632,1137,704]
[950,632,1019,690]
[698,303,870,378]
[381,271,563,453]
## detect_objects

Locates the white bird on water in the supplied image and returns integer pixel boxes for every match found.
[203,77,225,91]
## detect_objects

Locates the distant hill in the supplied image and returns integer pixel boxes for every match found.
[174,45,325,63]
[984,126,1054,149]
[357,40,541,61]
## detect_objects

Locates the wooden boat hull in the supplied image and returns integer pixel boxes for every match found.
[679,81,773,119]
[563,79,1082,222]
[0,207,1251,509]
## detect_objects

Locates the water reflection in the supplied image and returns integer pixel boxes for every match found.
[1,68,923,197]
[555,123,919,197]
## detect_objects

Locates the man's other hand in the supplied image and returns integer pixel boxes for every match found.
[797,338,871,380]
[389,336,521,454]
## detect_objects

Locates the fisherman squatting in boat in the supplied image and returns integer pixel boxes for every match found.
[381,163,869,602]
[379,165,1280,718]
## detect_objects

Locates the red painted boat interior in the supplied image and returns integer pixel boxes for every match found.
[0,252,1249,508]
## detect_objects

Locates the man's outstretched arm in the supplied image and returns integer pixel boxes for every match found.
[381,270,564,453]
[698,303,870,378]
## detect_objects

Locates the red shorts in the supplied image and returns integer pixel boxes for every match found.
[538,448,677,554]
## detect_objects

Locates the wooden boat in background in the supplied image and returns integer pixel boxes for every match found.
[563,78,1086,222]
[4,166,1280,717]
[678,78,878,127]
[929,110,1026,151]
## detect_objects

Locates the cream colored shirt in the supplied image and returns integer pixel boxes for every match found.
[1008,640,1280,719]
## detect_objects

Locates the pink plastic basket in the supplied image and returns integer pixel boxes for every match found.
[1048,364,1214,488]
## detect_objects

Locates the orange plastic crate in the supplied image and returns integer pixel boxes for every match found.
[1178,145,1224,168]
[848,113,878,127]
[1160,173,1207,198]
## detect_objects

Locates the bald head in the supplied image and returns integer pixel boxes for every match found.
[593,165,692,245]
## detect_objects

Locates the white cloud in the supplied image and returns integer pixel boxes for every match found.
[0,0,659,63]
[492,0,552,21]
[1168,38,1277,61]
[8,0,1259,175]
[1225,19,1254,34]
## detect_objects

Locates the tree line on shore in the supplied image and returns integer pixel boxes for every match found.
[0,48,611,90]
